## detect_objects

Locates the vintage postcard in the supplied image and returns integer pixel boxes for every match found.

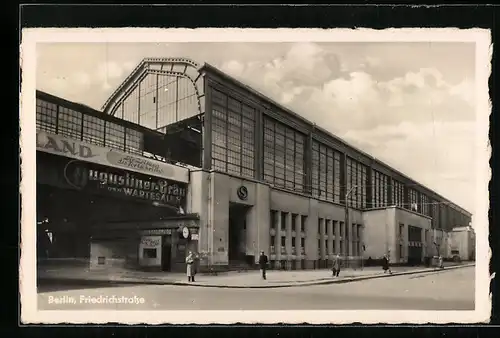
[20,28,491,324]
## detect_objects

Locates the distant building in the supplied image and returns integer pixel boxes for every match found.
[450,226,476,261]
[35,57,473,273]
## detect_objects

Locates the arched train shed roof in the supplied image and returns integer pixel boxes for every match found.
[101,57,203,116]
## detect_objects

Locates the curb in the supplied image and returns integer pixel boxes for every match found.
[37,264,474,289]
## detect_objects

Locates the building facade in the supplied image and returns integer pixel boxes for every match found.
[35,57,473,273]
[35,91,200,273]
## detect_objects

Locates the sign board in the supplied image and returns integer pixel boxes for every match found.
[36,129,189,183]
[140,236,161,248]
[139,229,173,236]
[191,233,199,241]
[61,158,187,207]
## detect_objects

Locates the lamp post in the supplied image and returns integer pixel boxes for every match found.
[345,186,357,269]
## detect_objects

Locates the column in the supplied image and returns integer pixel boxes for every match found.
[319,218,326,260]
[210,173,230,267]
[327,220,334,258]
[250,183,270,263]
[298,215,305,258]
[348,222,354,258]
[402,224,408,263]
[275,211,282,263]
[334,221,341,255]
[285,212,293,269]
[420,227,426,262]
[304,199,319,269]
[340,221,345,257]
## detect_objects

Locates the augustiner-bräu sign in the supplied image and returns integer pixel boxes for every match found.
[65,160,187,206]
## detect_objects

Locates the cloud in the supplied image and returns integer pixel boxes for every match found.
[216,44,477,211]
[341,121,475,211]
[35,42,478,212]
[96,61,126,82]
[73,72,91,87]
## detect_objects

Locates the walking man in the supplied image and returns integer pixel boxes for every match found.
[382,254,393,274]
[259,250,268,280]
[332,254,341,277]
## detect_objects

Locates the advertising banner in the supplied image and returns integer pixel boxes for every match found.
[62,159,187,207]
[36,129,189,183]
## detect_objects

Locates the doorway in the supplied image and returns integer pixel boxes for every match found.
[228,203,250,264]
[161,235,172,272]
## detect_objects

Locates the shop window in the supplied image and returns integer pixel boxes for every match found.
[143,248,157,259]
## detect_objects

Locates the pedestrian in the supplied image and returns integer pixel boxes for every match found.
[332,254,341,277]
[438,255,444,269]
[382,254,392,274]
[186,251,196,282]
[259,250,268,280]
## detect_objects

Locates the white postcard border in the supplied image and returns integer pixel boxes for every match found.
[20,27,492,324]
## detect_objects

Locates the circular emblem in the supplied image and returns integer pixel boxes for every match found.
[64,160,88,190]
[182,226,190,239]
[237,186,248,200]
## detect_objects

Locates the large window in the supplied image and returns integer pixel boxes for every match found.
[36,98,144,156]
[36,99,58,133]
[138,74,157,130]
[408,225,422,242]
[82,115,105,146]
[115,74,199,130]
[371,170,389,208]
[122,87,139,124]
[211,88,256,179]
[392,179,405,208]
[311,140,341,203]
[263,116,306,192]
[408,188,419,211]
[346,157,367,209]
[420,193,430,217]
[431,200,439,228]
[58,107,82,140]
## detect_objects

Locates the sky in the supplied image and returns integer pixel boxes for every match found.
[36,41,477,213]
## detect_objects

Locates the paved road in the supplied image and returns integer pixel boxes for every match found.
[37,266,475,311]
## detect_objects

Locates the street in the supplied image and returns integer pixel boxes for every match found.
[37,266,475,311]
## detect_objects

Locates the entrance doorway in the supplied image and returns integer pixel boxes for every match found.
[407,246,423,266]
[228,203,250,265]
[161,235,172,272]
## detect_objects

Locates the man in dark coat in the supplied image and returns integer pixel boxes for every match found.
[258,251,268,280]
[382,254,392,274]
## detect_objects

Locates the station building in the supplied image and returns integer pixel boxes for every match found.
[35,57,473,273]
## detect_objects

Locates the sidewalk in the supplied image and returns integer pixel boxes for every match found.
[37,262,474,289]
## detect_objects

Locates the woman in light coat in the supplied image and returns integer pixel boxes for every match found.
[186,251,196,282]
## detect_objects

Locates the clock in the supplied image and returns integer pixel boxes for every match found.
[182,226,190,239]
